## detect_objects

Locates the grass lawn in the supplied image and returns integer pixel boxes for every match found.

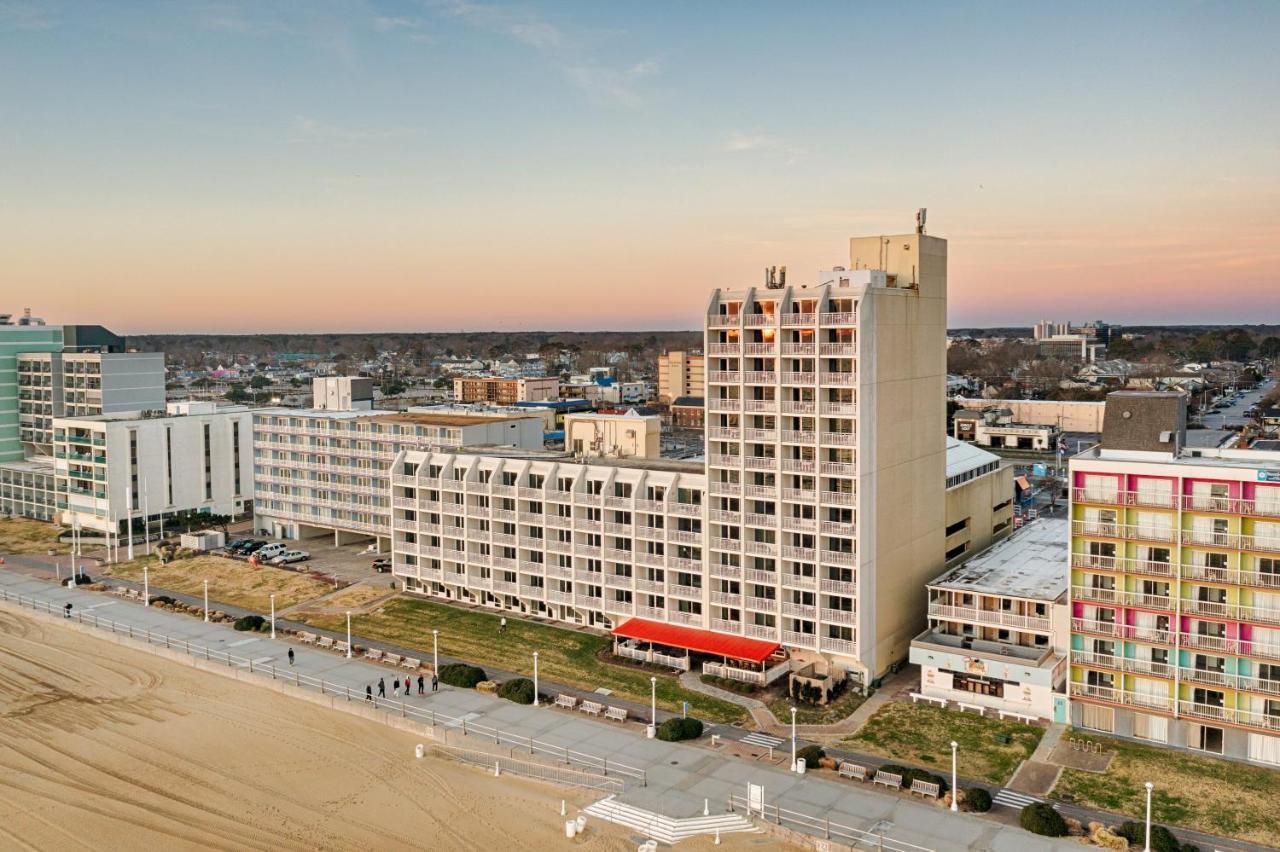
[298,596,747,724]
[0,518,71,555]
[1051,733,1280,845]
[102,555,335,613]
[768,688,867,725]
[840,700,1042,785]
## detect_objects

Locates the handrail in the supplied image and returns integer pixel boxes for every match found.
[0,587,646,786]
[728,793,932,852]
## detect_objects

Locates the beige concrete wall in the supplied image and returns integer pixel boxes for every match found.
[855,233,949,679]
[955,398,1105,433]
[944,466,1015,566]
[563,412,661,459]
[656,351,704,403]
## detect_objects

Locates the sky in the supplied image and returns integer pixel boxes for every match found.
[2,1,1278,334]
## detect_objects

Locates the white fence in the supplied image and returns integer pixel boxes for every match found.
[0,587,646,787]
[728,793,934,852]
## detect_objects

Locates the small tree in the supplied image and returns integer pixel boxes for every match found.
[1020,802,1067,837]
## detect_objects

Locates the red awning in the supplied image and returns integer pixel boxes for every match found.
[612,618,781,664]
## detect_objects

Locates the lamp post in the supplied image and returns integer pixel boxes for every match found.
[950,741,959,812]
[532,651,539,707]
[346,611,352,658]
[790,706,798,772]
[269,593,276,639]
[650,676,657,726]
[142,564,149,606]
[203,579,209,622]
[432,629,439,673]
[125,487,134,562]
[1143,782,1154,852]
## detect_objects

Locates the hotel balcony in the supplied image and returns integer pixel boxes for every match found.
[931,601,1052,632]
[780,312,816,326]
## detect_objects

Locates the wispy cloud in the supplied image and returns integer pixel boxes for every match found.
[0,0,53,31]
[192,3,292,37]
[720,131,807,164]
[373,15,421,33]
[426,0,659,108]
[292,115,417,145]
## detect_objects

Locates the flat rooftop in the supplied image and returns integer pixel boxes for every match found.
[1078,443,1280,473]
[406,445,706,475]
[253,407,527,427]
[928,517,1068,602]
[945,436,1000,481]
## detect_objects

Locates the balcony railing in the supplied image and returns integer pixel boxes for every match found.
[931,602,1052,632]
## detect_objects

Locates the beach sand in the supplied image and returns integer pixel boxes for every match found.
[0,607,766,851]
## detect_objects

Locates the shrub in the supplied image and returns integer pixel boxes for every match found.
[795,745,825,768]
[71,572,93,585]
[233,615,265,632]
[1116,822,1184,852]
[1020,802,1067,837]
[964,787,992,813]
[656,717,704,741]
[497,677,536,705]
[438,663,487,688]
[877,763,949,794]
[151,595,177,607]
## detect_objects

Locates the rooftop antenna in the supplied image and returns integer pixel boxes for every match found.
[916,208,927,235]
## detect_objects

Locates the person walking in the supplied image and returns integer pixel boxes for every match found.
[287,647,295,666]
[417,674,425,695]
[404,676,411,695]
[365,684,373,702]
[378,677,386,698]
[393,678,400,697]
[431,672,438,692]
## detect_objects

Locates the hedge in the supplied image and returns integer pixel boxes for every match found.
[497,678,536,705]
[1117,822,1196,852]
[233,615,266,632]
[795,745,825,767]
[964,787,992,813]
[656,717,704,741]
[1019,802,1067,837]
[877,763,949,794]
[438,663,487,688]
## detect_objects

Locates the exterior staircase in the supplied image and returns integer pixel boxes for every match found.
[583,795,758,845]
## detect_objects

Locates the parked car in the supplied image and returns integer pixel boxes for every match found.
[256,542,288,561]
[372,557,392,573]
[270,550,309,565]
[225,538,252,552]
[240,540,269,555]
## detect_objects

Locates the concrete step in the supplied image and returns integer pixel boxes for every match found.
[583,795,757,844]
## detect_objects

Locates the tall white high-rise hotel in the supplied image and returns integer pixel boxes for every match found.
[390,228,947,683]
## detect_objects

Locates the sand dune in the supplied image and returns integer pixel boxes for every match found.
[0,608,652,851]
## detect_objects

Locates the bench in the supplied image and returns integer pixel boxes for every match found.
[298,632,318,645]
[554,694,578,710]
[579,700,604,716]
[363,648,383,661]
[400,657,421,670]
[383,653,403,667]
[957,701,986,716]
[909,692,947,708]
[334,641,350,655]
[838,762,868,782]
[604,706,627,723]
[872,771,902,790]
[910,779,940,799]
[316,636,335,650]
[998,709,1036,723]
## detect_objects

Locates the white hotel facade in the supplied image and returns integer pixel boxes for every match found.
[388,229,949,683]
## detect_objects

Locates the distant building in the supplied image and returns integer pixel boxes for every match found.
[564,409,662,459]
[657,351,705,403]
[954,408,1059,451]
[910,518,1069,720]
[1033,319,1112,363]
[669,396,705,429]
[453,376,559,405]
[313,376,374,411]
[945,438,1015,565]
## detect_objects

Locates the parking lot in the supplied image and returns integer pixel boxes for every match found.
[220,534,395,586]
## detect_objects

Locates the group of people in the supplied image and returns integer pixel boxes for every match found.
[366,672,438,701]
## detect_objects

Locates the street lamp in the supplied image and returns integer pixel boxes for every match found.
[1143,782,1154,852]
[346,611,352,658]
[203,579,209,622]
[143,564,149,607]
[269,593,276,639]
[532,651,539,707]
[790,706,798,772]
[650,676,657,726]
[950,741,959,812]
[432,629,439,673]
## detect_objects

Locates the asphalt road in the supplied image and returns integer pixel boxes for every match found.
[1195,378,1274,429]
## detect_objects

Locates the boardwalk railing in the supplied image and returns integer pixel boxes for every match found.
[728,793,934,852]
[0,587,645,787]
[431,743,624,792]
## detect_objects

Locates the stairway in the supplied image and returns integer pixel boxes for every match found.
[583,795,757,845]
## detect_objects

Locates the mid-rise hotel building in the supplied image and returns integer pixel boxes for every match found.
[389,227,949,684]
[1069,391,1280,765]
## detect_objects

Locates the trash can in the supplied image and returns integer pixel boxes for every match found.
[415,744,424,759]
[795,758,806,775]
[646,724,656,739]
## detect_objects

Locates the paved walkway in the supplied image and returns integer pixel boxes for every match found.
[0,564,1267,852]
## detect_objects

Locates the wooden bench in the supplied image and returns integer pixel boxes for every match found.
[872,771,902,790]
[363,647,383,661]
[909,692,947,708]
[299,632,318,645]
[957,702,986,716]
[316,636,335,650]
[579,700,604,716]
[604,706,627,723]
[838,762,868,782]
[554,694,578,710]
[910,779,940,799]
[400,657,421,670]
[334,641,350,655]
[383,653,403,667]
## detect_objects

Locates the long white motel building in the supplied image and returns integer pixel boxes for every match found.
[382,226,953,686]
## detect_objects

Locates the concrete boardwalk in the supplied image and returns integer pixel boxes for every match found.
[1,569,1263,852]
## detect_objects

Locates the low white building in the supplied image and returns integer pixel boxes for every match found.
[564,409,662,459]
[54,401,254,543]
[909,518,1069,720]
